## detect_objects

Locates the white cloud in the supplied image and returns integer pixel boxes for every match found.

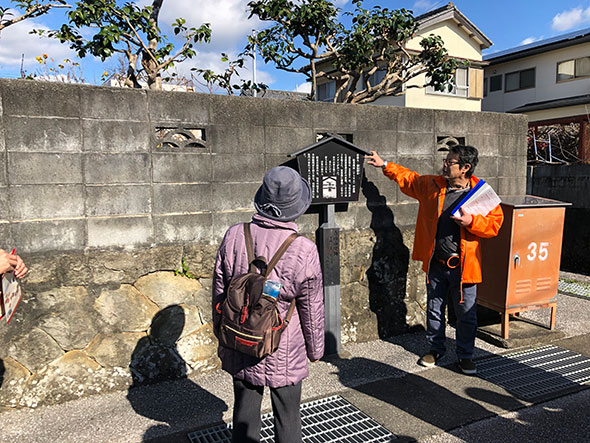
[293,0,347,6]
[163,49,274,92]
[551,6,590,32]
[149,1,283,89]
[331,0,350,7]
[155,0,261,53]
[520,36,543,46]
[294,82,311,93]
[132,1,273,89]
[0,17,75,75]
[412,0,440,13]
[144,0,348,54]
[251,66,274,86]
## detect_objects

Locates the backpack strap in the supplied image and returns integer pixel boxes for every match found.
[264,232,299,278]
[283,299,297,328]
[246,224,299,329]
[267,234,299,329]
[243,223,257,273]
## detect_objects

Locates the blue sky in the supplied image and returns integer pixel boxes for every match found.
[0,0,589,91]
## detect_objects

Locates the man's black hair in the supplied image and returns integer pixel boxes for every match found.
[449,145,478,178]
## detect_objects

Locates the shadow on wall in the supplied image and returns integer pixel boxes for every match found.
[0,358,4,390]
[127,305,227,442]
[361,176,411,338]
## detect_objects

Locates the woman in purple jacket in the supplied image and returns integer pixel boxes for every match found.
[213,166,325,443]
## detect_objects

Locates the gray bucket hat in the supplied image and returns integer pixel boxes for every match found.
[254,166,312,222]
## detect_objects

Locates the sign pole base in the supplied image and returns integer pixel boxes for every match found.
[317,204,341,356]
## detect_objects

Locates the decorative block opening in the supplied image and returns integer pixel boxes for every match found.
[154,127,207,149]
[437,135,465,151]
[316,132,354,143]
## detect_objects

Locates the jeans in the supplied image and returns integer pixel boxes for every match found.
[232,378,302,443]
[426,260,477,359]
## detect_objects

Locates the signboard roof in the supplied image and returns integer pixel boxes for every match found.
[288,134,372,158]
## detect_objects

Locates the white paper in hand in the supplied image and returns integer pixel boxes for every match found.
[2,271,22,324]
[451,180,501,217]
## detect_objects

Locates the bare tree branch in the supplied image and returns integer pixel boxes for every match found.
[0,2,71,32]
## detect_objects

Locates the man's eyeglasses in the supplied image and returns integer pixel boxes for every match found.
[443,159,460,166]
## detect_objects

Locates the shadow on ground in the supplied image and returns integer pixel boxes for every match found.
[127,305,228,442]
[329,353,526,442]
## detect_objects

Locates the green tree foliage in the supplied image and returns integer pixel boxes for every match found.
[248,0,459,103]
[192,51,268,96]
[38,0,211,89]
[0,0,70,32]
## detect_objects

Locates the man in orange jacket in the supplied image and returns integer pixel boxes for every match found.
[366,145,503,375]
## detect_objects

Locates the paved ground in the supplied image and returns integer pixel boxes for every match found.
[1,275,589,443]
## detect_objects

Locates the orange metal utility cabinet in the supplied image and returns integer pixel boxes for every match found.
[477,195,571,339]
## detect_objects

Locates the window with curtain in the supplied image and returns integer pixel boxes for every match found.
[489,75,502,92]
[368,69,386,87]
[576,57,590,77]
[505,68,535,92]
[557,56,590,82]
[557,60,575,81]
[317,81,336,102]
[426,67,468,97]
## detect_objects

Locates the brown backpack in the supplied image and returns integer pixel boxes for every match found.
[214,223,299,358]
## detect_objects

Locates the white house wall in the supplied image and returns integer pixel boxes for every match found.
[483,42,590,114]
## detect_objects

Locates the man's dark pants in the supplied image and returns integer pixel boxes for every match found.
[426,260,477,359]
[232,378,302,443]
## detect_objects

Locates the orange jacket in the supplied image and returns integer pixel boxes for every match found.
[383,162,504,284]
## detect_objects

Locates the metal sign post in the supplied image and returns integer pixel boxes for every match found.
[289,134,371,356]
[316,203,341,355]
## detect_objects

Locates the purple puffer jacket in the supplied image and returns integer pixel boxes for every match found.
[213,214,324,388]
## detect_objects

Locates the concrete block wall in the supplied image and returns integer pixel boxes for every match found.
[529,164,590,274]
[0,79,528,254]
[0,79,529,408]
[530,164,590,208]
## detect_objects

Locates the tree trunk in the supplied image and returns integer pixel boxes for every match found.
[126,53,142,89]
[311,60,317,101]
[144,0,164,90]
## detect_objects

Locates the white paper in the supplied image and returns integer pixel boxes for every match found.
[2,271,22,324]
[452,182,501,217]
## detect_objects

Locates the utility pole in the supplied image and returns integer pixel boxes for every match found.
[251,30,258,98]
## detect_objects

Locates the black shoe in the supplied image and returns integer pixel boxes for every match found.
[418,351,443,367]
[458,359,477,375]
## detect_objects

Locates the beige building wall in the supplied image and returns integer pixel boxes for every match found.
[403,78,482,110]
[402,21,483,111]
[407,22,483,60]
[315,16,486,112]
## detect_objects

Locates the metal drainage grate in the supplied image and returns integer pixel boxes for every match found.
[477,345,590,401]
[559,279,590,298]
[188,395,395,442]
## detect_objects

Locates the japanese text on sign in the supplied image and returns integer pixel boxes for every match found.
[304,152,361,200]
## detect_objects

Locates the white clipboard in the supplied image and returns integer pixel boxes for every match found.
[2,271,22,324]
